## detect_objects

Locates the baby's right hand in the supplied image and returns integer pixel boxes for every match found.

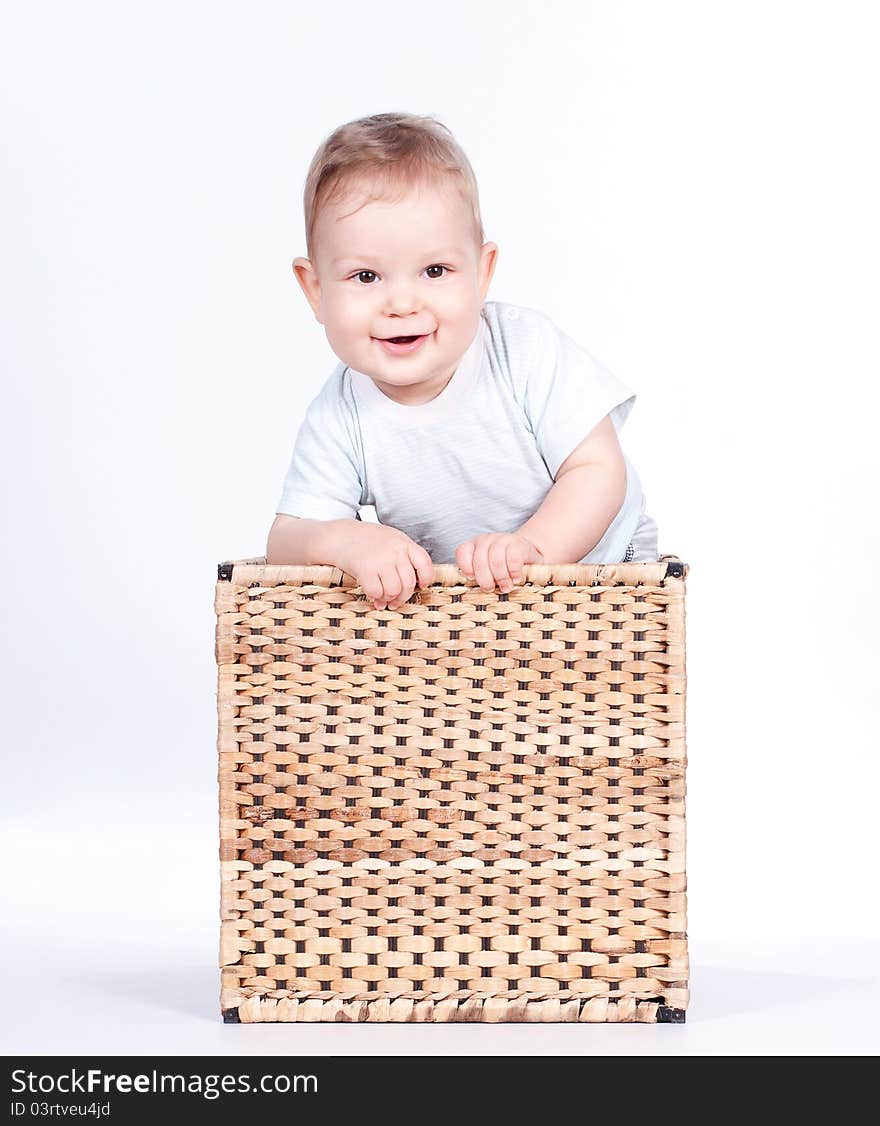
[337,524,434,610]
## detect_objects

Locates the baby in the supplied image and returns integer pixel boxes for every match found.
[267,111,659,609]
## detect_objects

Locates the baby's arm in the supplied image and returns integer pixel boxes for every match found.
[266,513,357,566]
[455,414,626,590]
[267,514,434,610]
[517,414,626,561]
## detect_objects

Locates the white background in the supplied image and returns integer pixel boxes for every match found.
[2,0,878,1055]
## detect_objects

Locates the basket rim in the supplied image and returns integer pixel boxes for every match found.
[216,555,687,585]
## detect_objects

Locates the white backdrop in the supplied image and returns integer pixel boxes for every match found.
[2,0,878,1054]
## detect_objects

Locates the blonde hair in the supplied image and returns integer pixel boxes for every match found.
[302,111,485,260]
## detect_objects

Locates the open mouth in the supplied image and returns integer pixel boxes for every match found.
[375,332,430,355]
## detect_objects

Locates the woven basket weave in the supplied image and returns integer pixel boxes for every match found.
[215,555,688,1023]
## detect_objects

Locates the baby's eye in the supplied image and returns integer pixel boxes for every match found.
[353,270,378,284]
[425,264,449,279]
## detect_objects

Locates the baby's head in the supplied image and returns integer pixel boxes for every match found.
[293,112,498,404]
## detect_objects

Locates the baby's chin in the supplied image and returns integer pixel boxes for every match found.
[359,368,430,388]
[337,340,439,380]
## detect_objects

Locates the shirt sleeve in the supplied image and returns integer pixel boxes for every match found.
[522,314,636,480]
[275,378,365,521]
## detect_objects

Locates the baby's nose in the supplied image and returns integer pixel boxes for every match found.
[384,287,421,316]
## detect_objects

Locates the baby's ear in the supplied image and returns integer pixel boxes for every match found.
[479,241,499,298]
[292,257,322,320]
[292,256,314,283]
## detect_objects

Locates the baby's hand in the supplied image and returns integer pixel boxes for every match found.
[455,533,544,593]
[337,523,434,610]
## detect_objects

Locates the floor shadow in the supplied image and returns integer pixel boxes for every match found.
[692,960,868,1022]
[64,964,219,1021]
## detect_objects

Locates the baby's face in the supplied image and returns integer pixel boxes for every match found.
[294,177,497,405]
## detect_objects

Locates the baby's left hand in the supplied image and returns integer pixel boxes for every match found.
[455,533,544,593]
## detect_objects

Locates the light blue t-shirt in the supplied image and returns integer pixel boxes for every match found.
[276,300,655,564]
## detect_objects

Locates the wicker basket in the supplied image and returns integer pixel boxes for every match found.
[215,555,688,1023]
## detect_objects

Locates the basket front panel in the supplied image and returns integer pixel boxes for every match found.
[217,574,687,1022]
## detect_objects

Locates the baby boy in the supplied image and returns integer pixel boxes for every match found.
[267,111,658,609]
